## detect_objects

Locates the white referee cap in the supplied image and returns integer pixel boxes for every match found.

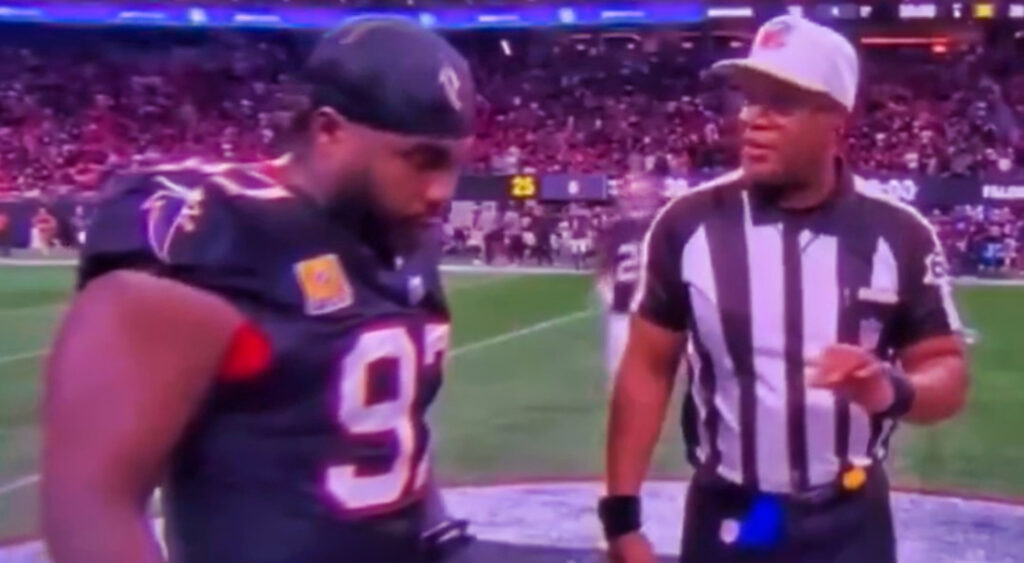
[712,15,860,112]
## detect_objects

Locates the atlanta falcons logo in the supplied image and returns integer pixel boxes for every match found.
[756,20,792,50]
[141,177,205,262]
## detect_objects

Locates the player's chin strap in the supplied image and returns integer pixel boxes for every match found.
[421,518,475,562]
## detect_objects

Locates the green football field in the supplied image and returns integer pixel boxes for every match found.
[1,265,1023,543]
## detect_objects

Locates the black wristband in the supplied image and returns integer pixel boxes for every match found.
[878,364,916,419]
[598,495,641,540]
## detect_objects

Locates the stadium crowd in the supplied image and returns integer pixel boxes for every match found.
[4,27,1024,194]
[0,25,1022,274]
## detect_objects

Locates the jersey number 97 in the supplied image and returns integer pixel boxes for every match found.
[326,323,449,513]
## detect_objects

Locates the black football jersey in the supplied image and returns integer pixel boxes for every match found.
[80,157,449,563]
[598,214,651,314]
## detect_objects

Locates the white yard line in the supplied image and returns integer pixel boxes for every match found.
[0,308,596,500]
[0,272,547,366]
[449,309,595,358]
[0,274,524,316]
[0,303,64,316]
[0,273,523,316]
[0,474,39,497]
[0,349,46,367]
[445,275,521,292]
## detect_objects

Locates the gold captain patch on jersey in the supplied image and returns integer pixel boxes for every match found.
[294,254,353,315]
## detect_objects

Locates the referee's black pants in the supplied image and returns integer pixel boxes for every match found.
[680,465,897,563]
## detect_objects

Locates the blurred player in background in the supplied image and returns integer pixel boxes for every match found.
[43,19,476,563]
[567,205,593,270]
[70,205,90,247]
[504,203,525,264]
[534,212,555,266]
[520,211,537,262]
[0,210,10,257]
[30,206,57,254]
[597,175,661,388]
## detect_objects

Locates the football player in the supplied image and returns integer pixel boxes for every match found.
[568,205,594,270]
[43,19,475,563]
[596,175,661,388]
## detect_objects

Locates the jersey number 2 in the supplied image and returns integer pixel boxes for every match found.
[326,324,449,512]
[616,242,641,284]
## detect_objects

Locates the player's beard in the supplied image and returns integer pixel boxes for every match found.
[328,167,426,257]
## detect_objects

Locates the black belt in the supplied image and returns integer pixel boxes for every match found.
[693,464,885,548]
[696,463,878,506]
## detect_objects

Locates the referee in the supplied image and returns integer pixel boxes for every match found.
[600,15,968,563]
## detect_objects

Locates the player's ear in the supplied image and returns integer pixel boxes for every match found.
[823,108,846,147]
[309,106,351,146]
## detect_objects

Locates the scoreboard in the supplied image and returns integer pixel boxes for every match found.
[455,174,609,202]
[509,174,537,199]
[773,2,1014,21]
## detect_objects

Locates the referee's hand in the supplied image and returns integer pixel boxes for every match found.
[607,532,657,563]
[806,344,896,414]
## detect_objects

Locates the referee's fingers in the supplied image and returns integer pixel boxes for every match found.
[806,360,872,387]
[805,364,842,387]
[851,362,885,379]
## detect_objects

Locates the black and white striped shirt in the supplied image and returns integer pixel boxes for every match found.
[632,164,962,493]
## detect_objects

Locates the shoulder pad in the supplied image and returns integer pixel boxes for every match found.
[79,171,162,287]
[78,168,238,287]
[141,172,219,264]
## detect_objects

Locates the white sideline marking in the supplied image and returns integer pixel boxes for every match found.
[0,308,596,501]
[7,481,1024,562]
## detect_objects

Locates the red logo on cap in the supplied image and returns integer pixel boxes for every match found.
[756,20,792,50]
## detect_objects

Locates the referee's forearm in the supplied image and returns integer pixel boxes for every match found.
[904,354,969,424]
[605,358,676,496]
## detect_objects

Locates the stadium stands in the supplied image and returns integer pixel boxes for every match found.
[4,27,1024,196]
[0,25,1022,273]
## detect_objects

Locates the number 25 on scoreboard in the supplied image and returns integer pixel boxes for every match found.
[511,174,537,198]
[326,323,449,513]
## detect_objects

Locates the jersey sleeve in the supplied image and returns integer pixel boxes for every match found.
[78,170,240,290]
[630,209,691,332]
[78,172,162,288]
[891,215,963,349]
